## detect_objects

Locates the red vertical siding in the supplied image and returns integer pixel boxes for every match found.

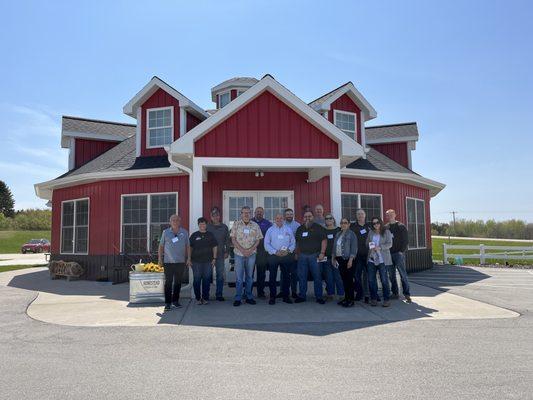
[74,138,119,169]
[195,91,339,158]
[186,112,202,133]
[328,94,362,144]
[202,171,330,221]
[51,175,189,255]
[140,88,180,157]
[341,178,432,247]
[370,143,409,168]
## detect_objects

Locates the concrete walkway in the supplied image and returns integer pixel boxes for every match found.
[0,267,519,328]
[0,253,47,266]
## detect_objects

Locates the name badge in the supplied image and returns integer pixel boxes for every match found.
[277,234,284,239]
[360,229,367,235]
[302,232,309,237]
[327,234,334,239]
[337,239,342,246]
[243,228,250,235]
[172,236,179,243]
[195,236,201,240]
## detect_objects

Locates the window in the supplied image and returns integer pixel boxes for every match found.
[262,195,289,221]
[406,198,426,249]
[237,90,246,97]
[341,193,382,222]
[147,107,173,148]
[334,110,357,139]
[218,92,230,108]
[121,193,177,254]
[61,198,89,254]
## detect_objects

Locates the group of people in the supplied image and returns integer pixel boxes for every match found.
[158,204,412,311]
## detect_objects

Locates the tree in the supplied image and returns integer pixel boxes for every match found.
[0,181,15,218]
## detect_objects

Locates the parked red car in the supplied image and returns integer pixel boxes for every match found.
[21,239,51,254]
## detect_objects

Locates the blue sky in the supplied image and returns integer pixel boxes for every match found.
[0,0,532,222]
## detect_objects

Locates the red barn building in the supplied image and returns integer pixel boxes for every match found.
[35,75,445,281]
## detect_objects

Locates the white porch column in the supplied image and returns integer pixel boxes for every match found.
[330,165,342,221]
[190,158,204,228]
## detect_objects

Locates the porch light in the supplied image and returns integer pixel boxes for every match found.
[254,171,264,177]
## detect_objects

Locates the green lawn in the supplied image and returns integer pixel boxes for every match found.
[0,231,51,254]
[0,264,47,273]
[432,236,533,264]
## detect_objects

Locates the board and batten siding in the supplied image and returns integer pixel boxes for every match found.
[370,142,409,169]
[195,91,339,158]
[327,94,362,144]
[51,176,189,255]
[74,138,120,169]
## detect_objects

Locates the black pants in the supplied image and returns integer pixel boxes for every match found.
[337,257,355,301]
[255,247,269,295]
[268,254,293,299]
[164,263,185,304]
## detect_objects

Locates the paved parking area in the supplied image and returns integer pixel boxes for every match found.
[0,253,48,266]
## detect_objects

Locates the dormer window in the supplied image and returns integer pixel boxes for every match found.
[218,92,230,108]
[333,110,357,140]
[147,107,173,148]
[237,90,246,97]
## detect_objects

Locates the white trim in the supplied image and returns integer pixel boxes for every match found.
[146,106,174,149]
[68,137,76,170]
[179,107,186,137]
[333,110,357,140]
[360,117,367,158]
[210,78,258,100]
[119,192,178,254]
[123,76,209,119]
[217,91,231,109]
[341,192,383,221]
[61,131,129,147]
[330,165,342,221]
[341,168,445,197]
[135,107,142,157]
[170,75,365,163]
[312,82,377,120]
[405,196,427,250]
[196,157,340,169]
[35,168,184,200]
[366,135,419,145]
[60,197,90,255]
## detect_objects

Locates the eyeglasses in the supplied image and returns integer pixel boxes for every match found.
[325,217,333,220]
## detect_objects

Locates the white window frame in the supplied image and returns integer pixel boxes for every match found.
[406,196,427,250]
[341,192,383,222]
[120,192,179,254]
[333,110,357,140]
[218,91,231,108]
[60,197,90,255]
[237,89,246,97]
[146,106,174,149]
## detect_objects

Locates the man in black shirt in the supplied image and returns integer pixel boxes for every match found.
[189,217,218,305]
[294,211,327,304]
[385,209,411,303]
[350,208,372,303]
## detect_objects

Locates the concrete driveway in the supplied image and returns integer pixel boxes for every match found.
[0,252,48,266]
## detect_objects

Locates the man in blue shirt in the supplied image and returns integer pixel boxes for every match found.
[252,207,272,298]
[264,213,296,304]
[283,208,300,298]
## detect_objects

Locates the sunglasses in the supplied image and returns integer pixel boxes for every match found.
[325,217,333,220]
[372,221,381,225]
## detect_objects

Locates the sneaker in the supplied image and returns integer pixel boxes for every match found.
[196,299,203,305]
[370,299,378,306]
[294,297,306,303]
[405,295,412,303]
[268,299,275,305]
[172,302,182,309]
[382,301,391,307]
[342,301,355,308]
[246,299,257,305]
[390,293,399,300]
[316,298,326,305]
[233,300,241,307]
[164,304,171,311]
[202,299,209,305]
[364,297,370,304]
[291,292,299,299]
[216,296,225,302]
[282,297,293,304]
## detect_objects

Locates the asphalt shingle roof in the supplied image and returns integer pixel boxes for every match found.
[365,122,418,142]
[308,82,350,109]
[62,116,136,139]
[346,147,416,175]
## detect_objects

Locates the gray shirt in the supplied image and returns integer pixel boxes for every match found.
[207,222,230,260]
[159,227,189,263]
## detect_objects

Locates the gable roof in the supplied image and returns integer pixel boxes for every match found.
[123,76,209,119]
[61,116,136,147]
[347,147,413,174]
[365,122,419,144]
[309,82,377,120]
[170,74,365,167]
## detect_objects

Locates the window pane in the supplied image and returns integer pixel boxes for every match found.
[219,92,230,108]
[148,127,172,147]
[416,200,426,248]
[262,196,288,222]
[406,199,417,248]
[150,223,168,253]
[75,199,89,226]
[62,202,74,227]
[335,112,356,139]
[123,196,147,223]
[122,224,147,254]
[360,195,382,222]
[341,194,359,222]
[61,227,74,253]
[151,194,176,224]
[148,108,171,128]
[75,227,88,253]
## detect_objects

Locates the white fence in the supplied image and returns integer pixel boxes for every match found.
[443,243,533,264]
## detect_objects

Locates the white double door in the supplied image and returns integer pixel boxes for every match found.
[222,191,294,227]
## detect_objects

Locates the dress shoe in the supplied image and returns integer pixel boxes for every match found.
[282,297,293,304]
[233,300,241,307]
[316,298,326,305]
[246,298,257,305]
[268,299,275,305]
[294,297,306,303]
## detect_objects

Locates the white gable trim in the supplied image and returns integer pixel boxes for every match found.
[123,76,209,120]
[170,75,365,162]
[366,135,419,145]
[312,82,377,120]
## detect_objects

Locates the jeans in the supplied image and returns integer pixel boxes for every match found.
[255,248,268,296]
[214,258,225,298]
[267,254,292,299]
[163,263,185,304]
[368,262,391,301]
[234,253,256,301]
[354,255,370,300]
[192,262,212,301]
[337,257,354,300]
[388,252,411,296]
[289,257,298,296]
[297,253,323,300]
[324,259,345,296]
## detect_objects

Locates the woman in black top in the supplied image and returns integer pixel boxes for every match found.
[189,217,218,305]
[323,214,345,301]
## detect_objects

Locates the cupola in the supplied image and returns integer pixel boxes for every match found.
[211,77,258,109]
